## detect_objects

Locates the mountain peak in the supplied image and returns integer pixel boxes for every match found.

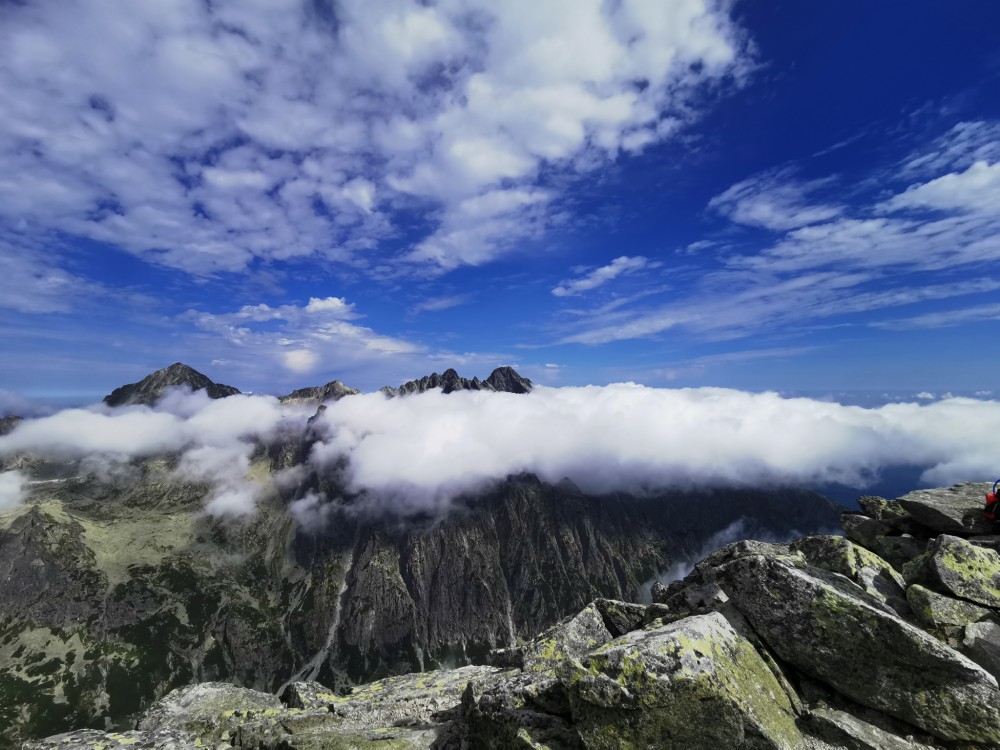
[279,380,361,406]
[387,366,533,397]
[103,363,240,407]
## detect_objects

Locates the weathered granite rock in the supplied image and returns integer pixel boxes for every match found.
[857,495,907,522]
[592,598,647,637]
[839,513,892,549]
[801,707,936,750]
[903,534,1000,607]
[518,601,613,672]
[789,535,908,616]
[963,620,1000,681]
[870,535,926,571]
[896,482,993,535]
[137,682,283,741]
[707,553,1000,744]
[565,613,802,750]
[906,583,993,630]
[23,728,200,749]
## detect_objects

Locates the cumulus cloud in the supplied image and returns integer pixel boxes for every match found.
[0,0,749,288]
[0,470,26,511]
[307,385,1000,511]
[0,389,309,516]
[552,256,649,297]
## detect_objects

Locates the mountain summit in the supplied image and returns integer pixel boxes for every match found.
[103,363,241,407]
[385,366,533,397]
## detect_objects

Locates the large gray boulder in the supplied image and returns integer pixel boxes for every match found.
[896,483,993,535]
[963,621,1000,681]
[706,552,1000,744]
[903,534,1000,608]
[801,707,936,750]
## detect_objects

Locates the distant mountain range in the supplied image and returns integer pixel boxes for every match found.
[0,364,839,745]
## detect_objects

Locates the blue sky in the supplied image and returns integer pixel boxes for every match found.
[2,0,1000,403]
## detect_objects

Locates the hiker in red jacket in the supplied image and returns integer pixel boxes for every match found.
[985,481,1000,529]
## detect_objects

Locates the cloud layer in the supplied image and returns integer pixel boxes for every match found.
[3,385,998,517]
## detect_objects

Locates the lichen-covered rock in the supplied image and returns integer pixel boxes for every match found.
[903,534,1000,608]
[896,483,994,535]
[281,680,341,710]
[857,496,907,522]
[789,535,908,616]
[839,513,892,549]
[517,602,613,672]
[565,612,803,750]
[707,553,1000,744]
[592,598,647,637]
[906,583,993,630]
[137,681,283,740]
[23,728,200,749]
[801,707,936,750]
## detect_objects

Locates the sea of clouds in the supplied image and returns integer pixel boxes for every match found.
[0,384,998,517]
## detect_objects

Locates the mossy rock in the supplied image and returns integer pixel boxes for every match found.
[565,612,802,750]
[801,707,936,750]
[870,535,925,572]
[518,603,612,673]
[708,553,1000,744]
[136,681,282,742]
[906,584,992,630]
[839,513,892,550]
[896,483,993,536]
[904,535,1000,608]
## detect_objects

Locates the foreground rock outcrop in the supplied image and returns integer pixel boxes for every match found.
[26,482,1000,749]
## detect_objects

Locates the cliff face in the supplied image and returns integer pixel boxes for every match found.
[26,483,1000,750]
[0,452,837,746]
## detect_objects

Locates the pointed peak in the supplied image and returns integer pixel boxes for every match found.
[103,364,240,408]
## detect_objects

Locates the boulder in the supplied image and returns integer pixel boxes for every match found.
[903,534,1000,608]
[592,598,647,637]
[565,612,802,750]
[789,535,908,616]
[137,682,282,741]
[801,707,936,750]
[857,496,907,522]
[870,535,925,571]
[706,553,1000,744]
[839,513,891,549]
[895,483,993,535]
[963,621,1000,681]
[906,583,993,630]
[23,729,200,749]
[518,601,613,672]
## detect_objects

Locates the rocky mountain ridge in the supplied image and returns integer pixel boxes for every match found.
[26,482,1000,749]
[102,363,241,407]
[381,366,533,397]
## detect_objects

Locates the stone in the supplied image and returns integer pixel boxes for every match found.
[518,601,614,672]
[839,513,891,549]
[789,535,908,617]
[137,682,282,741]
[895,483,994,536]
[906,583,993,630]
[707,553,1000,744]
[23,728,200,749]
[802,707,936,750]
[856,495,907,522]
[592,598,647,637]
[566,612,803,750]
[278,380,361,406]
[870,535,925,571]
[903,534,1000,608]
[963,621,1000,680]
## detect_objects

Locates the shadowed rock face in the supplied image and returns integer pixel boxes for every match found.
[102,363,240,407]
[0,415,22,435]
[27,481,1000,750]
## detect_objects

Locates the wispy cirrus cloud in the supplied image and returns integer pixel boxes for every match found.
[552,255,650,297]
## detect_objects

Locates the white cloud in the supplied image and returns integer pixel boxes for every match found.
[708,169,842,231]
[305,385,1000,511]
[5,384,1000,518]
[552,256,649,297]
[0,0,750,287]
[283,349,319,373]
[0,389,308,516]
[409,294,473,316]
[915,392,934,400]
[0,470,26,511]
[882,160,1000,215]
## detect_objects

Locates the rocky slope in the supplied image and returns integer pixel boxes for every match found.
[27,482,1000,749]
[102,363,241,407]
[278,380,361,407]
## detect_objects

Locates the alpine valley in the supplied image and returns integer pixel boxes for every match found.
[0,364,843,747]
